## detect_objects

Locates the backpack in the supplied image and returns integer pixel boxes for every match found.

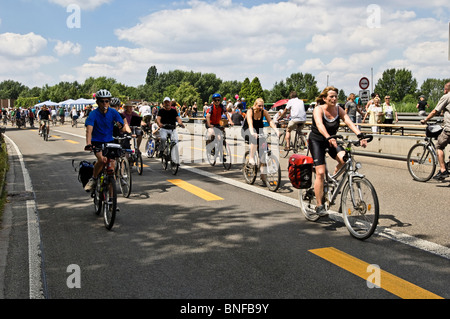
[76,160,94,188]
[288,154,314,189]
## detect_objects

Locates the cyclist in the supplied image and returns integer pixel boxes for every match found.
[279,91,306,150]
[123,102,145,150]
[83,89,125,192]
[309,86,367,217]
[242,98,279,184]
[139,102,152,128]
[421,81,450,180]
[38,105,51,136]
[156,97,185,157]
[110,97,132,146]
[205,93,232,149]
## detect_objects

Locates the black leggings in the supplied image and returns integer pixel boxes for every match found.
[308,137,343,166]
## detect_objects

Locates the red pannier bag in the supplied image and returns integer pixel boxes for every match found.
[288,154,314,189]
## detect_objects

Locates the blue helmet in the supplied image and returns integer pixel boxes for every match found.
[212,93,221,99]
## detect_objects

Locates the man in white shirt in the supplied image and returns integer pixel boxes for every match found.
[139,102,152,127]
[280,91,306,150]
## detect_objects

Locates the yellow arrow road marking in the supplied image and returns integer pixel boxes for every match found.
[65,140,79,144]
[168,179,223,201]
[309,247,443,299]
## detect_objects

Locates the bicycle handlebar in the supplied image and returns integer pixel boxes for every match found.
[328,134,373,147]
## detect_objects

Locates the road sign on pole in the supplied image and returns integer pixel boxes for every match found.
[359,77,370,90]
[359,90,370,104]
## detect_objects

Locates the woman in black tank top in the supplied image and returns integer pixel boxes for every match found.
[309,87,367,217]
[242,98,279,184]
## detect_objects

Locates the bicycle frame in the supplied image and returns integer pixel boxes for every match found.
[325,151,365,208]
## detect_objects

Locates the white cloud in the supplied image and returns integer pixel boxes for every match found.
[54,40,82,56]
[38,0,450,94]
[48,0,112,11]
[0,32,47,57]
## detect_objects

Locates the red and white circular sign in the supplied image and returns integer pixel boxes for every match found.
[359,77,370,90]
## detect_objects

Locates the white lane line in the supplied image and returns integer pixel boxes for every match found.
[181,165,450,260]
[4,135,45,299]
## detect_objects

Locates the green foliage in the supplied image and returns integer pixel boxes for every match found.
[1,66,447,112]
[374,68,417,102]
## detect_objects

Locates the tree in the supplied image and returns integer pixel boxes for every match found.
[419,78,450,104]
[239,78,251,102]
[338,89,346,103]
[285,72,319,102]
[145,66,158,86]
[174,82,201,106]
[268,80,289,102]
[248,77,264,107]
[374,68,417,102]
[0,80,27,99]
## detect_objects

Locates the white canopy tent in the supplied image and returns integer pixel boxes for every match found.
[34,100,59,108]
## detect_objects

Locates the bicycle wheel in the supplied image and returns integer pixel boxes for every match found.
[206,141,216,166]
[117,157,132,198]
[93,175,103,216]
[170,143,179,175]
[136,152,143,175]
[103,176,117,230]
[279,132,290,158]
[242,151,257,184]
[341,177,379,240]
[407,143,436,182]
[265,154,281,192]
[161,143,169,170]
[295,134,307,154]
[145,137,156,158]
[222,140,232,170]
[299,187,321,222]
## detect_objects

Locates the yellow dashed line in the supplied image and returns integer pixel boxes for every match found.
[168,179,223,201]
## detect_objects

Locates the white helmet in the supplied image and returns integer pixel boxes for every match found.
[96,89,112,99]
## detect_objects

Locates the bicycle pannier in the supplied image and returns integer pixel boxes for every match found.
[426,124,442,138]
[288,154,314,189]
[77,160,94,188]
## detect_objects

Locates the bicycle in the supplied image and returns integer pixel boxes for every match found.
[279,121,307,158]
[128,126,144,175]
[160,124,181,175]
[299,134,379,240]
[205,125,232,170]
[114,136,133,198]
[242,133,281,192]
[72,115,78,128]
[407,121,450,182]
[145,132,160,158]
[41,120,49,141]
[87,143,122,230]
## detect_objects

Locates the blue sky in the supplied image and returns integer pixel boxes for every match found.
[0,0,448,97]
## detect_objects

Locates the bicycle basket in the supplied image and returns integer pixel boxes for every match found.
[103,143,122,159]
[426,124,442,138]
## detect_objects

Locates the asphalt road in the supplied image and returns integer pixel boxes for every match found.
[1,122,449,301]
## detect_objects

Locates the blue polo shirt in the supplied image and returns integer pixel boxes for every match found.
[85,107,124,143]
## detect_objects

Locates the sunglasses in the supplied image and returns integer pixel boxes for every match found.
[213,99,221,102]
[98,99,110,104]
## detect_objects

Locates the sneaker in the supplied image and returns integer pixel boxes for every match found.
[315,205,328,217]
[433,170,450,180]
[84,178,97,192]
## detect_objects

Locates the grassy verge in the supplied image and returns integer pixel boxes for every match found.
[0,136,8,224]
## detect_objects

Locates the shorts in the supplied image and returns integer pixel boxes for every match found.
[308,136,344,166]
[436,130,450,151]
[287,120,305,132]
